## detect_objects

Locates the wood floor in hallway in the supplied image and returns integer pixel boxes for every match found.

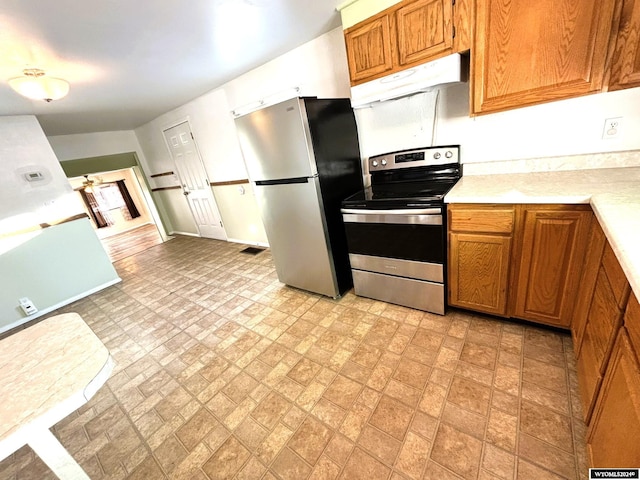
[100,223,164,262]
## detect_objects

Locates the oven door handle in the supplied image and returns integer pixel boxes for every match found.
[341,210,443,226]
[340,208,442,215]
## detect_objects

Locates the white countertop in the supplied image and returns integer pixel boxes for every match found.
[0,312,113,462]
[445,166,640,301]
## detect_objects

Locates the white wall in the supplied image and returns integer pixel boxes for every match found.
[134,27,352,245]
[48,130,145,162]
[0,116,120,331]
[352,79,640,168]
[434,81,640,165]
[0,116,82,227]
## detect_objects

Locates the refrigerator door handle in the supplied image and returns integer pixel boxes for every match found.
[255,176,311,186]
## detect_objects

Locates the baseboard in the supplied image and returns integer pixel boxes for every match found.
[227,238,270,248]
[0,277,122,335]
[169,230,200,237]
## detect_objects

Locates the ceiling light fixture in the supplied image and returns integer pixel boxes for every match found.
[8,68,70,102]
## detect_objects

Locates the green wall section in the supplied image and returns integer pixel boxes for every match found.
[60,152,138,177]
[0,218,121,331]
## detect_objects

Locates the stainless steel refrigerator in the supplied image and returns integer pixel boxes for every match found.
[235,97,363,298]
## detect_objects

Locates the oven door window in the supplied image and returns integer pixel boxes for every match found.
[343,222,444,264]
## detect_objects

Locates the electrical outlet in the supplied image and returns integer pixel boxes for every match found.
[602,117,623,139]
[19,297,38,316]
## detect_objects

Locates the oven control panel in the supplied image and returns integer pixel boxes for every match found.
[369,146,459,172]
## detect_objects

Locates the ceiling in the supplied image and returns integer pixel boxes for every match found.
[0,0,344,136]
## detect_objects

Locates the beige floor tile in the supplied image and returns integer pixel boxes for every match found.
[339,447,391,480]
[322,375,362,409]
[441,402,487,440]
[394,431,431,479]
[0,237,589,480]
[271,448,313,480]
[357,424,402,465]
[153,435,188,475]
[518,433,576,479]
[309,455,341,480]
[175,407,219,451]
[460,341,498,370]
[251,391,291,430]
[288,416,333,464]
[369,395,413,441]
[482,444,515,479]
[431,424,483,479]
[202,435,250,480]
[520,400,574,452]
[447,376,491,415]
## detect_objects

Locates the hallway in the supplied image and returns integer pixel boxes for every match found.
[101,224,164,262]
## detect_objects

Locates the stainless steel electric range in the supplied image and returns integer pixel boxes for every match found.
[341,146,461,314]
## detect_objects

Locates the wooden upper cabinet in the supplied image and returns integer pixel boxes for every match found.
[512,205,592,328]
[344,0,458,86]
[344,15,395,84]
[608,0,640,90]
[472,0,618,114]
[396,0,453,67]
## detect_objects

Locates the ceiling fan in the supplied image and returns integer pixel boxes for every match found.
[81,175,102,192]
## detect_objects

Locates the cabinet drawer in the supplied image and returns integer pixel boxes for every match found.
[449,206,514,233]
[602,244,631,309]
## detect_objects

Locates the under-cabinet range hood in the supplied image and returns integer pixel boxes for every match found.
[350,53,465,109]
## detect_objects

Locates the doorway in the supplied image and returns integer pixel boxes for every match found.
[69,167,164,262]
[163,121,227,241]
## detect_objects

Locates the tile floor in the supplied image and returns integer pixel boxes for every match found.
[0,236,589,480]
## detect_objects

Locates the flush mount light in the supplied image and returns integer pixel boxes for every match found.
[8,68,70,102]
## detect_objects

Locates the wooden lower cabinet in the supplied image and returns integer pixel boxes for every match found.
[512,205,592,328]
[449,233,511,315]
[572,220,607,354]
[576,240,631,422]
[587,328,640,466]
[448,204,514,316]
[448,203,591,328]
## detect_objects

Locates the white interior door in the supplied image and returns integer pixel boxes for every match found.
[163,122,227,240]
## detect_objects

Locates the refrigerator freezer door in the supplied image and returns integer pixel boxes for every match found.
[254,177,339,297]
[235,98,317,181]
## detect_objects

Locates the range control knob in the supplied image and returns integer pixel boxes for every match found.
[433,152,441,159]
[371,160,379,167]
[381,159,387,166]
[445,150,453,158]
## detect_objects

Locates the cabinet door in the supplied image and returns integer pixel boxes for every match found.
[576,266,626,421]
[449,233,512,316]
[572,220,606,353]
[453,0,474,53]
[473,0,617,114]
[587,329,640,467]
[345,14,394,85]
[513,206,592,327]
[395,0,453,67]
[608,0,640,90]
